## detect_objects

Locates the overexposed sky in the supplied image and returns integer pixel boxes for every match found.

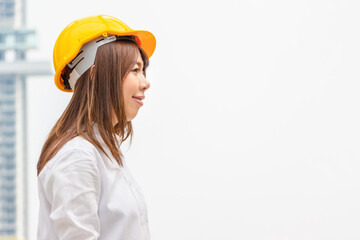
[25,0,360,239]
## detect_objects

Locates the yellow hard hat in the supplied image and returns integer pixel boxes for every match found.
[53,15,156,92]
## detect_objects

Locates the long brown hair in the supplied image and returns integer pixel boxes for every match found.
[37,40,149,175]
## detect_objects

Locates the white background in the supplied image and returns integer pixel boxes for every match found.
[25,0,360,239]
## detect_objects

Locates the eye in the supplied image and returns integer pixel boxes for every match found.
[132,68,140,73]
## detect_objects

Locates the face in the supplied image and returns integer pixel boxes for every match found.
[121,49,150,122]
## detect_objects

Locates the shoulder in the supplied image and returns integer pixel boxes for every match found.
[38,136,102,185]
[61,135,97,152]
[55,135,100,163]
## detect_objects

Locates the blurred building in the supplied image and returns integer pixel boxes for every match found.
[0,0,50,239]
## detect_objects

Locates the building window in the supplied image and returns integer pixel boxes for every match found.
[4,1,14,15]
[16,50,25,60]
[4,229,16,235]
[0,51,4,61]
[16,34,25,43]
[0,1,14,19]
[0,34,5,43]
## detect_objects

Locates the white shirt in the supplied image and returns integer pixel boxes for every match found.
[37,127,150,240]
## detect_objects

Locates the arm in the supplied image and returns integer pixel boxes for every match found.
[43,149,101,240]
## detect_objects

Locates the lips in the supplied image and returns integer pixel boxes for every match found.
[133,96,145,100]
[132,96,144,106]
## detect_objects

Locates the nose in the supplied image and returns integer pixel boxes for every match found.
[140,74,150,90]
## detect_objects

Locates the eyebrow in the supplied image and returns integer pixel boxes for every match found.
[135,61,143,68]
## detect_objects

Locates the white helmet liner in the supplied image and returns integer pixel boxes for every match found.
[66,35,138,90]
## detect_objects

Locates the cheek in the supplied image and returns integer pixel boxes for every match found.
[122,78,138,108]
[123,75,138,94]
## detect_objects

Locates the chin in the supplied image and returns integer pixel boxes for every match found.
[126,112,139,121]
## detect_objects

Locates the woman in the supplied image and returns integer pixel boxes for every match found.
[36,15,156,240]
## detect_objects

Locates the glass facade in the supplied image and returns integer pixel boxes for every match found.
[0,0,49,238]
[0,0,15,28]
[0,76,16,237]
[0,0,33,239]
[0,0,15,19]
[0,29,37,53]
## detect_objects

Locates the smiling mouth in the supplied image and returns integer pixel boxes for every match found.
[132,96,144,106]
